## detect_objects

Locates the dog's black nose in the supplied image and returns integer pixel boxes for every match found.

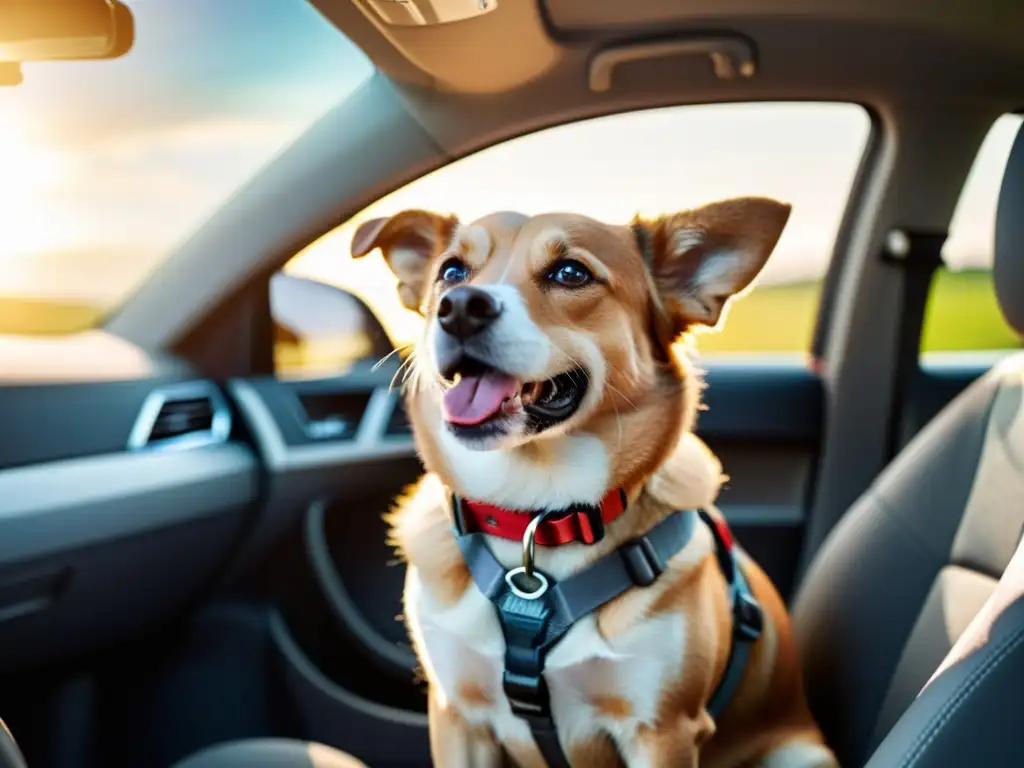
[437,286,502,339]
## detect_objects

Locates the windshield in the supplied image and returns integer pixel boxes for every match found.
[0,0,373,334]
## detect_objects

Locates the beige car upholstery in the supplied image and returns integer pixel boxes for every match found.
[796,122,1024,767]
[173,739,367,768]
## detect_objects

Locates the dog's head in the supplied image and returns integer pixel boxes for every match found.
[353,198,789,504]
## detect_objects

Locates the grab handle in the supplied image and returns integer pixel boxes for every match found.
[589,36,757,93]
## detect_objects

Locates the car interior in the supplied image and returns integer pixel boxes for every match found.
[0,0,1023,766]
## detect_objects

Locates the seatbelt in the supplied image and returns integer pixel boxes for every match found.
[456,507,763,767]
[881,228,946,459]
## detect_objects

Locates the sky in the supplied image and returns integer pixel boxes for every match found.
[0,0,1019,340]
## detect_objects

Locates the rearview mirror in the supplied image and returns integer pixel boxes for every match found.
[0,0,133,64]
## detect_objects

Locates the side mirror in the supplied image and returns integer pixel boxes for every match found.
[270,273,396,379]
[0,0,134,64]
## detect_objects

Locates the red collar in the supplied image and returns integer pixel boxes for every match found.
[454,489,628,546]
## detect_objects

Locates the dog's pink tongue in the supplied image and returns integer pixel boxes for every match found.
[442,372,519,426]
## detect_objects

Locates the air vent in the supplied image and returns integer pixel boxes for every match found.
[297,391,372,442]
[150,398,214,441]
[127,382,232,451]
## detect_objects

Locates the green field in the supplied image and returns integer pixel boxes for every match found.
[0,269,1018,356]
[918,269,1021,352]
[694,268,1020,354]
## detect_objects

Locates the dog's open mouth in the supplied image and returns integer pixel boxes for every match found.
[441,358,588,437]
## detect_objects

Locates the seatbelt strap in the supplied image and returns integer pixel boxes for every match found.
[881,228,946,459]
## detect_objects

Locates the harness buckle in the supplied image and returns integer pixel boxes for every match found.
[503,670,551,721]
[619,536,664,587]
[733,590,764,642]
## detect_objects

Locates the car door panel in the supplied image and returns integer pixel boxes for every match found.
[0,378,194,470]
[0,336,260,673]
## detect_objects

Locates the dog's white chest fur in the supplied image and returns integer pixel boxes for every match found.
[406,562,687,755]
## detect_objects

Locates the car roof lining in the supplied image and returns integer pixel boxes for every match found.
[322,0,1024,98]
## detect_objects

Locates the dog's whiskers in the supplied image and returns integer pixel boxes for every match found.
[547,340,636,449]
[402,350,448,399]
[373,344,413,372]
[604,381,639,412]
[390,351,418,394]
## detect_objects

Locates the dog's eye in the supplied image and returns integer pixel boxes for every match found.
[548,260,593,288]
[439,258,469,285]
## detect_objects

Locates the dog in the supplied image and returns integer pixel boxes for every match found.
[351,198,837,767]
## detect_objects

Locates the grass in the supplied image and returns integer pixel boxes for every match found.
[693,282,821,354]
[919,269,1020,352]
[0,269,1017,357]
[694,268,1020,355]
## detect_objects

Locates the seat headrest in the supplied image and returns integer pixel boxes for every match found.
[995,120,1024,336]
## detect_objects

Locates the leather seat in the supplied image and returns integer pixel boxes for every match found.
[172,738,368,768]
[794,121,1024,767]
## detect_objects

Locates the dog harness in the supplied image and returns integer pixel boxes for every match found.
[452,493,764,768]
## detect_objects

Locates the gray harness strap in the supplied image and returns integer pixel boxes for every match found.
[458,510,696,615]
[456,507,762,766]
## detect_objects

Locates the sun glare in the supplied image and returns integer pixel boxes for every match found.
[0,121,65,260]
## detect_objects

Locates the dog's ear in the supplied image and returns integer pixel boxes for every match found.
[635,197,791,335]
[351,209,459,313]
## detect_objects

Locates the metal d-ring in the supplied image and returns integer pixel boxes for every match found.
[521,511,549,577]
[503,509,556,600]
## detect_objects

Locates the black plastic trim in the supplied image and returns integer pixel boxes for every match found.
[304,499,417,676]
[0,376,198,470]
[699,360,823,443]
[270,610,430,767]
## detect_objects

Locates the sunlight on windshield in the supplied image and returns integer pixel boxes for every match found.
[0,121,63,257]
[0,0,373,333]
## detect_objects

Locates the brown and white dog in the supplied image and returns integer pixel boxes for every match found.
[352,198,836,767]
